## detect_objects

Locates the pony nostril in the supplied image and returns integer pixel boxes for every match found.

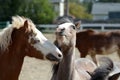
[59,31,65,36]
[46,53,62,61]
[61,28,65,31]
[58,54,62,57]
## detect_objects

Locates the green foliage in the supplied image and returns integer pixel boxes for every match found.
[0,0,22,21]
[0,0,56,24]
[18,0,56,24]
[81,1,93,13]
[69,2,92,19]
[69,0,93,13]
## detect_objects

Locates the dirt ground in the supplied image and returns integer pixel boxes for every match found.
[19,33,120,80]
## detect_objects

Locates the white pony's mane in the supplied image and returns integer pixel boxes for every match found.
[0,16,35,52]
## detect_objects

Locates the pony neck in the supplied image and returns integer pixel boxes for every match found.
[0,44,25,80]
[55,45,76,80]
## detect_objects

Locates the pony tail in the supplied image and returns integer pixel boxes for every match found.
[90,57,113,80]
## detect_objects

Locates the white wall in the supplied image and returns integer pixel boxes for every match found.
[93,14,108,20]
[59,2,64,16]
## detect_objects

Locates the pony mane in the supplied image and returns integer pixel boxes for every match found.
[55,17,73,25]
[12,16,35,29]
[0,16,35,52]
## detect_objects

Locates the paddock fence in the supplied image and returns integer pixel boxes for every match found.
[0,21,10,29]
[37,23,120,33]
[0,23,120,32]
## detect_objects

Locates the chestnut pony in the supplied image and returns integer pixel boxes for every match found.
[0,16,63,80]
[76,29,120,64]
[52,18,120,80]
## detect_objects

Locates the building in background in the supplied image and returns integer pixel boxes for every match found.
[91,3,120,20]
[50,0,64,17]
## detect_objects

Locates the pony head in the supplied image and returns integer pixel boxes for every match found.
[55,18,80,48]
[0,16,63,62]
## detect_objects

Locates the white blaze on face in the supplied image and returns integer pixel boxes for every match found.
[56,22,75,45]
[28,27,62,56]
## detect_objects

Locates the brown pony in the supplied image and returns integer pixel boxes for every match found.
[76,29,120,64]
[52,18,120,80]
[0,16,63,80]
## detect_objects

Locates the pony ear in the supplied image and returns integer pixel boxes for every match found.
[24,20,29,28]
[108,63,120,80]
[108,73,120,80]
[75,21,81,29]
[23,20,31,32]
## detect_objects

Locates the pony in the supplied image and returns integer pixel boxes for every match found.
[51,18,96,80]
[0,16,63,80]
[76,29,120,64]
[90,57,120,80]
[51,17,120,80]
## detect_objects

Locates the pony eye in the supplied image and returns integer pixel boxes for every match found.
[71,25,76,29]
[34,33,37,36]
[31,32,37,37]
[30,38,40,44]
[35,40,40,43]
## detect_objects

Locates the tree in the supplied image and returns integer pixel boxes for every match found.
[18,0,56,24]
[0,0,56,24]
[0,0,23,21]
[69,0,93,14]
[69,2,92,19]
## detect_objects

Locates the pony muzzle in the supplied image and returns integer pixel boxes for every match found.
[46,53,62,62]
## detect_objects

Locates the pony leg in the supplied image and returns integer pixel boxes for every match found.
[80,51,88,58]
[81,52,87,58]
[90,53,97,65]
[89,49,98,65]
[77,48,88,58]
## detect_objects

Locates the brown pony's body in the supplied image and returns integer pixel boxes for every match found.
[76,29,120,64]
[0,16,62,80]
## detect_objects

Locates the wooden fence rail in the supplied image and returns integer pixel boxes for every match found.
[0,21,10,29]
[37,23,120,32]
